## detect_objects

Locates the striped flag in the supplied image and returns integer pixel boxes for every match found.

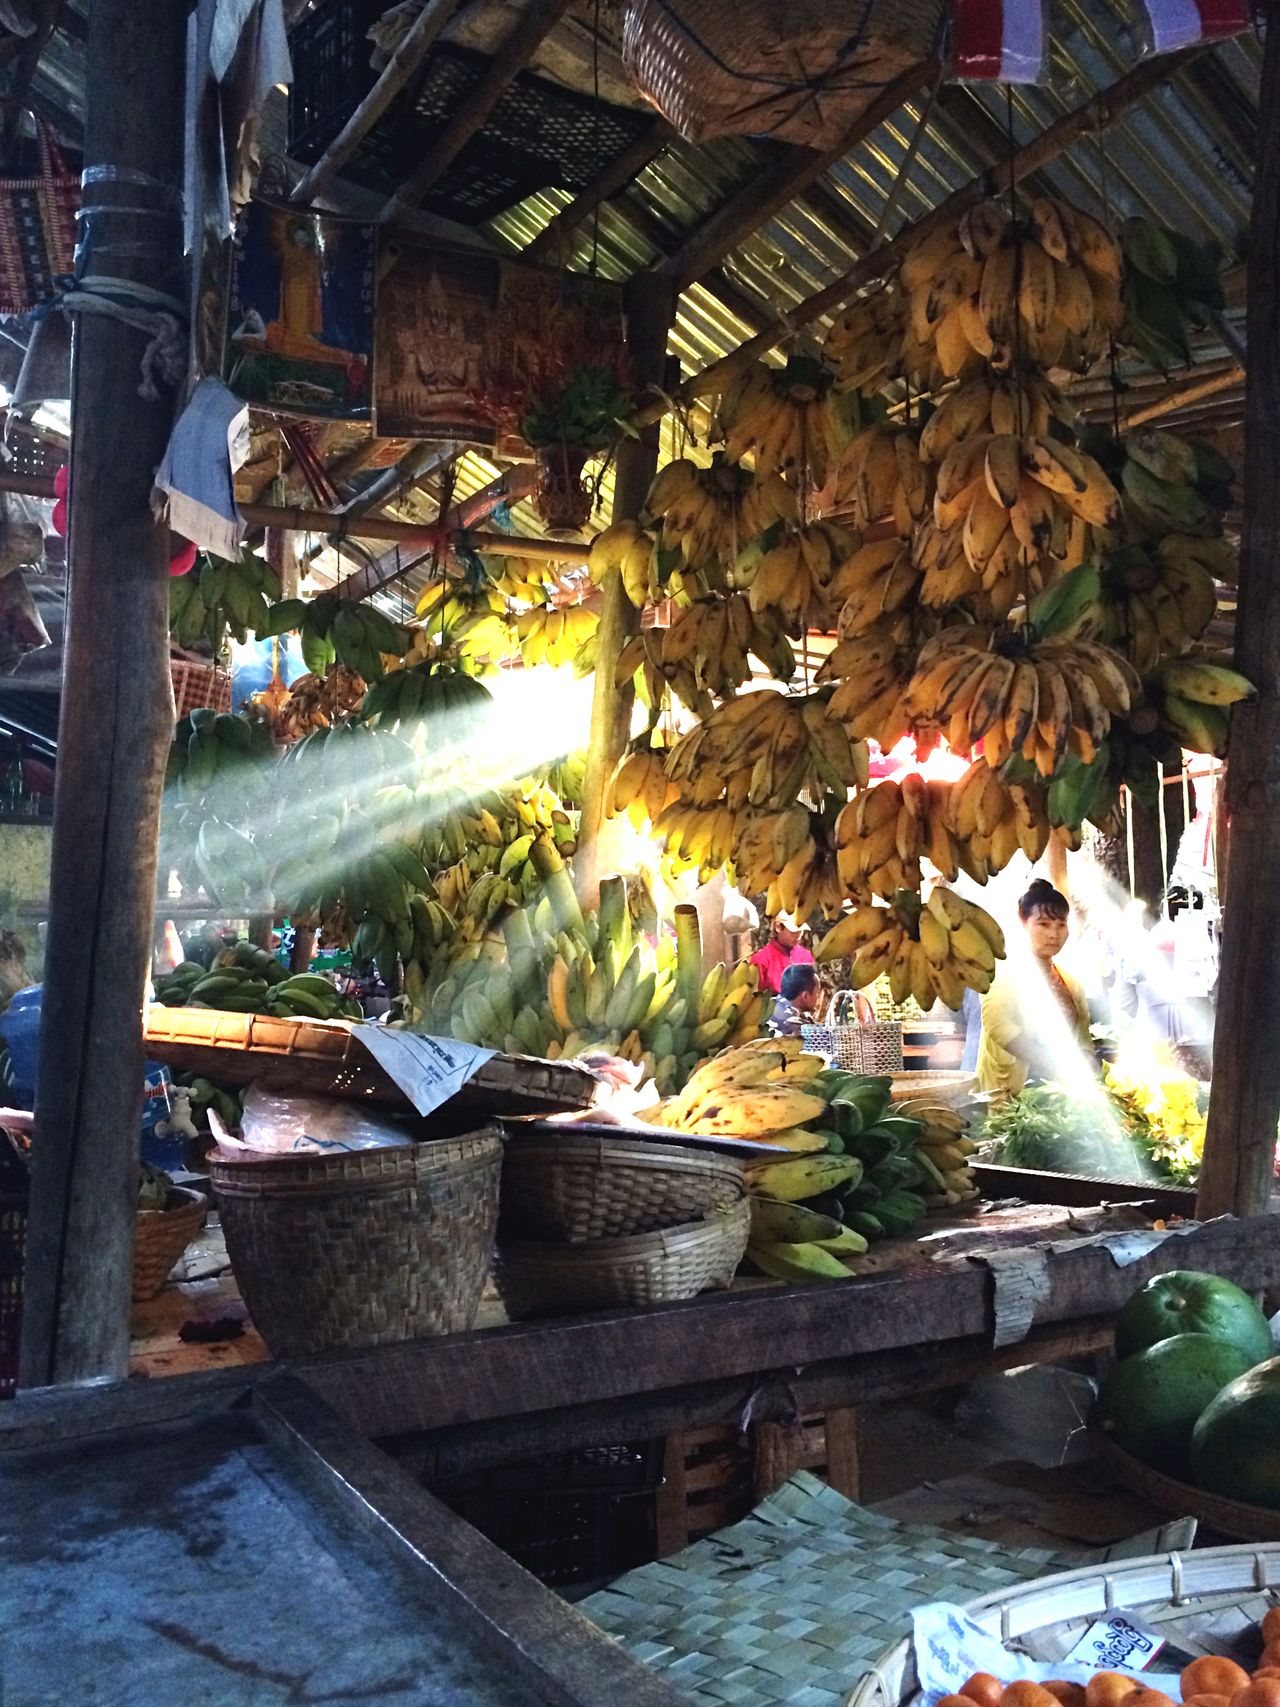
[951,0,1047,83]
[1139,0,1252,53]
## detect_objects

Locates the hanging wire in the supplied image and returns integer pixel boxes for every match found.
[1097,131,1124,443]
[589,0,603,279]
[1005,86,1026,437]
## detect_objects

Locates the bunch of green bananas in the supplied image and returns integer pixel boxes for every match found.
[154,945,360,1021]
[1150,653,1256,758]
[361,664,492,729]
[168,709,276,794]
[182,1075,243,1131]
[261,591,411,681]
[1120,218,1225,372]
[170,551,283,651]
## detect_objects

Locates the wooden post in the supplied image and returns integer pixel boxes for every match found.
[574,277,676,906]
[1198,18,1280,1222]
[19,0,187,1389]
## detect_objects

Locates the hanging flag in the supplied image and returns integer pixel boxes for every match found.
[951,0,1047,83]
[1139,0,1252,54]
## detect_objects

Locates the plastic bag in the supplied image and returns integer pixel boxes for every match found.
[218,1084,413,1156]
[1135,0,1250,57]
[951,0,1047,84]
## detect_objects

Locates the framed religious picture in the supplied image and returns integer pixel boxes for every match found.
[374,236,501,442]
[225,201,375,420]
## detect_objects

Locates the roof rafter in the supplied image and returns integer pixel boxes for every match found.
[523,116,672,263]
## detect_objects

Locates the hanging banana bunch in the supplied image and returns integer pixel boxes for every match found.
[587,518,656,608]
[642,454,797,578]
[817,886,1006,1010]
[1120,217,1225,373]
[815,626,920,751]
[662,689,869,817]
[714,356,843,485]
[516,603,599,669]
[605,741,681,829]
[745,520,859,630]
[823,288,906,393]
[832,425,932,536]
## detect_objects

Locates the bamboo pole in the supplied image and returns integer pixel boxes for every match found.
[625,46,1205,428]
[236,501,589,564]
[289,0,464,208]
[574,278,677,907]
[1121,365,1243,428]
[19,0,187,1389]
[1197,21,1280,1221]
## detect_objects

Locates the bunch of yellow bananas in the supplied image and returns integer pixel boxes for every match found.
[900,195,1124,380]
[653,1038,830,1136]
[604,744,679,829]
[946,756,1055,876]
[746,520,859,628]
[1153,653,1256,757]
[832,425,932,535]
[663,689,870,816]
[826,535,922,634]
[905,626,1139,772]
[268,666,367,740]
[516,603,598,668]
[713,355,843,484]
[643,454,796,575]
[893,1093,980,1207]
[661,593,775,697]
[732,804,833,920]
[822,288,905,393]
[834,773,962,897]
[587,518,655,608]
[918,371,1074,462]
[816,626,918,749]
[817,886,1006,1009]
[652,799,738,873]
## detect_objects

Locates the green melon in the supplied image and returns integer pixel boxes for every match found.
[1190,1355,1280,1508]
[1114,1270,1274,1364]
[1097,1331,1258,1480]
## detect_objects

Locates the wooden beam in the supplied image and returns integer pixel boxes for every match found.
[383,0,573,219]
[633,46,1208,422]
[296,1213,1280,1442]
[524,115,671,263]
[658,61,937,292]
[290,0,464,208]
[574,274,676,907]
[1198,18,1280,1221]
[1121,364,1243,429]
[18,0,187,1390]
[238,500,588,564]
[253,1376,691,1707]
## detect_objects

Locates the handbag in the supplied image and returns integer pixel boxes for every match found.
[803,992,903,1073]
[0,107,78,314]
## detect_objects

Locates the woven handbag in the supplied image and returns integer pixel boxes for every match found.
[803,992,903,1073]
[0,108,78,313]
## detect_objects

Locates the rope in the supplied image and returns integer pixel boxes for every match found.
[57,274,187,401]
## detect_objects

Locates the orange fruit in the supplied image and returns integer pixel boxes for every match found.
[1183,1659,1251,1698]
[1236,1682,1280,1707]
[1254,1674,1280,1685]
[1086,1675,1141,1707]
[1043,1683,1085,1707]
[962,1676,1006,1707]
[938,1696,980,1707]
[1260,1647,1280,1673]
[1264,1611,1280,1646]
[1182,1694,1232,1707]
[1122,1688,1176,1707]
[1001,1685,1061,1707]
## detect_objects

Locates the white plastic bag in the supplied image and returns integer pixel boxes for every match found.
[216,1084,412,1156]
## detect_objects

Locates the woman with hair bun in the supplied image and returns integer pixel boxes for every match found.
[976,879,1091,1097]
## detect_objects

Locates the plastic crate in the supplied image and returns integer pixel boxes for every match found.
[171,659,232,718]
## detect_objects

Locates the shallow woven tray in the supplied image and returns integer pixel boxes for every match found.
[143,1008,596,1118]
[500,1130,746,1243]
[132,1185,208,1302]
[581,1471,1191,1707]
[888,1070,976,1105]
[1089,1423,1280,1544]
[496,1199,749,1319]
[847,1542,1280,1707]
[211,1127,501,1356]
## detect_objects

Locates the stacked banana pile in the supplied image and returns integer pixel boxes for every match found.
[817,887,1006,1010]
[153,944,361,1021]
[645,1043,977,1277]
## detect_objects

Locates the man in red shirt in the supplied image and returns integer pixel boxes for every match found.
[749,912,816,997]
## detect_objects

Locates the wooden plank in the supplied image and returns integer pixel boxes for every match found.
[18,0,188,1389]
[0,1363,264,1453]
[299,1214,1280,1445]
[384,0,573,219]
[290,0,465,208]
[524,116,672,263]
[1199,14,1280,1219]
[658,61,937,292]
[391,1318,1114,1484]
[252,1373,692,1707]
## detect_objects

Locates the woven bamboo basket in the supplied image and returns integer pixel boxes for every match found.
[1090,1423,1280,1544]
[846,1545,1280,1707]
[500,1130,746,1244]
[210,1128,502,1356]
[496,1200,750,1320]
[131,1185,208,1302]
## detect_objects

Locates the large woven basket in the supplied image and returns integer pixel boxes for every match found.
[847,1544,1280,1707]
[500,1130,746,1244]
[1090,1422,1280,1544]
[211,1128,502,1356]
[496,1200,750,1320]
[887,1070,976,1105]
[131,1185,208,1302]
[622,0,942,149]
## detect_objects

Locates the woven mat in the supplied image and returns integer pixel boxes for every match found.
[580,1471,1191,1707]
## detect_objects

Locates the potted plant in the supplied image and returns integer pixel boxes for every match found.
[489,350,633,532]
